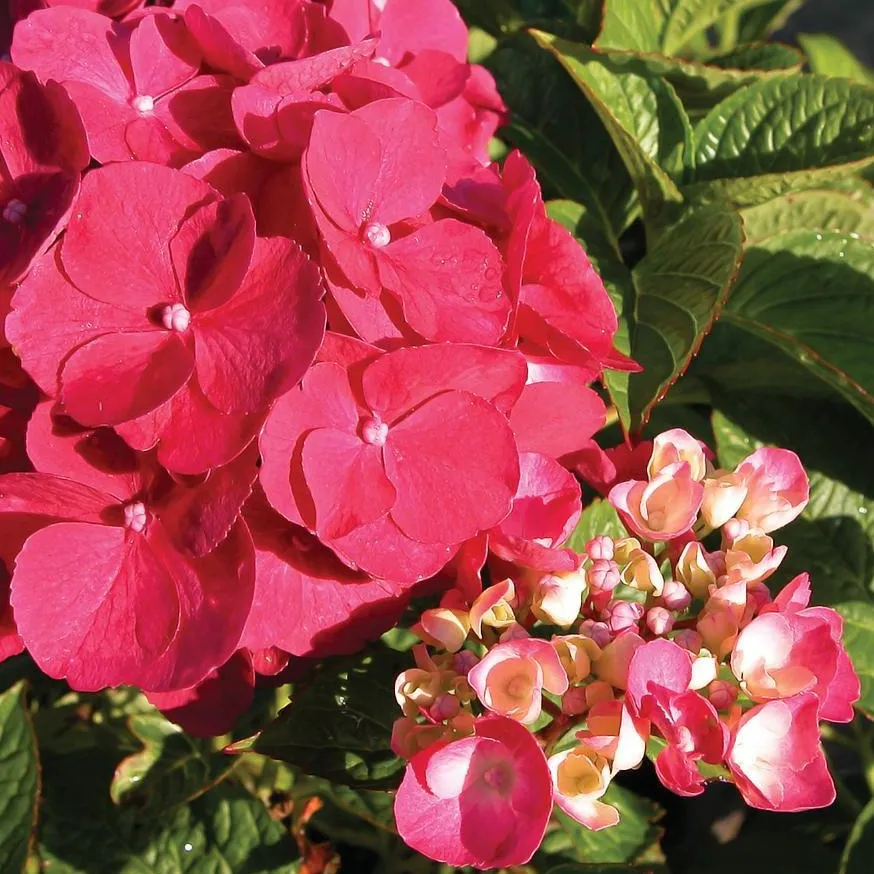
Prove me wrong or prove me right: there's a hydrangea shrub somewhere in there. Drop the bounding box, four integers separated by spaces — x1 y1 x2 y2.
1 0 874 871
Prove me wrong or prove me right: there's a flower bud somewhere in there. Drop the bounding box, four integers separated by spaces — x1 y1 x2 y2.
673 629 703 654
594 632 645 690
413 607 470 653
619 549 664 596
646 606 674 636
469 579 516 637
553 635 600 683
587 558 620 593
610 462 704 541
429 692 461 722
690 653 718 690
708 679 739 710
675 541 717 599
532 572 586 628
579 619 612 648
451 650 479 675
391 717 449 759
586 536 615 561
395 668 444 716
606 600 644 635
648 429 708 482
660 579 692 612
735 447 809 533
562 685 590 715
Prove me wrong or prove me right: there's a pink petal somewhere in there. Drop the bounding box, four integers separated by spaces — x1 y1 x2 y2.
182 4 262 81
323 513 455 584
378 220 510 344
146 650 255 737
301 427 396 540
11 518 254 691
170 194 256 313
0 563 24 663
497 451 581 545
510 381 606 459
129 14 200 100
153 74 242 157
62 163 216 309
26 401 141 500
160 442 259 558
241 494 409 657
250 39 378 93
6 245 145 397
626 639 694 715
194 237 326 413
362 343 526 422
378 0 468 64
259 362 360 526
59 331 193 427
384 391 519 544
12 7 131 100
117 378 262 476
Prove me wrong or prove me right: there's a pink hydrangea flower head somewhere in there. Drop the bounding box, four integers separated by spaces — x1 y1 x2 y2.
648 429 707 482
548 745 619 831
609 461 704 541
394 715 553 868
735 447 809 533
467 638 568 724
727 693 835 811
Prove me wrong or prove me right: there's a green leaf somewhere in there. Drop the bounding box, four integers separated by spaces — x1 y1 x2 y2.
686 76 874 205
253 648 406 790
800 33 874 84
596 0 662 52
735 0 804 43
722 225 874 426
0 683 39 874
659 0 780 57
40 747 298 874
537 783 664 865
565 498 629 552
488 31 638 239
110 712 237 815
531 31 689 228
703 42 804 71
842 797 874 874
837 603 874 721
610 201 744 430
742 187 874 244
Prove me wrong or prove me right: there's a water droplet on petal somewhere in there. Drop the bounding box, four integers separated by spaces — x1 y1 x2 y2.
183 843 193 853
484 267 499 281
372 55 391 66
